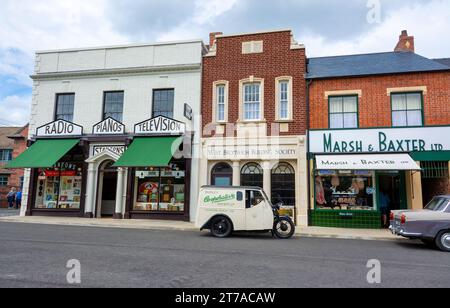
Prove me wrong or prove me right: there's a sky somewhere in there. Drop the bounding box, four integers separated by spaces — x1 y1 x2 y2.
0 0 449 126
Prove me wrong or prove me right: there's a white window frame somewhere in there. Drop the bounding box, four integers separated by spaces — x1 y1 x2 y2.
239 77 265 122
275 76 293 121
212 81 229 123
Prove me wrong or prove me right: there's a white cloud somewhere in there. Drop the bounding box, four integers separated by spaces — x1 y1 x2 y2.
0 95 31 126
156 0 239 41
303 0 450 57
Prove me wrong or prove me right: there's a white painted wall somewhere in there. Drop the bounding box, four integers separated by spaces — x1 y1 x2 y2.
24 41 204 222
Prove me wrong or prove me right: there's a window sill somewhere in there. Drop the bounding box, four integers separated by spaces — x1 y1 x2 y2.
274 119 294 123
236 119 267 124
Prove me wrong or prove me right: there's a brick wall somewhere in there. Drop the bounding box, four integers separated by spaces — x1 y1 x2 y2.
309 71 450 129
202 30 307 136
0 126 28 208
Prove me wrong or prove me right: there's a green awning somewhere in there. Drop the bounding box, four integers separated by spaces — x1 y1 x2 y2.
410 151 450 162
114 137 183 167
5 139 79 169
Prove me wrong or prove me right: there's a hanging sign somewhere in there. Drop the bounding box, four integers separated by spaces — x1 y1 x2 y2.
92 117 125 135
184 103 193 121
134 116 186 135
37 120 83 137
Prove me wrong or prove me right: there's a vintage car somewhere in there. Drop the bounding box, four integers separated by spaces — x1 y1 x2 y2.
390 195 450 252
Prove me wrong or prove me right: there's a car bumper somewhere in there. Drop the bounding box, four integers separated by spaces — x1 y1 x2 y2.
389 224 422 238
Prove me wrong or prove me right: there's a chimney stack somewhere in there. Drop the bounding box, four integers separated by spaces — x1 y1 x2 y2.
209 32 223 48
394 30 415 53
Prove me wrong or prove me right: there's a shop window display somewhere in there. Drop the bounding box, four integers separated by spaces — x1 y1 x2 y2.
134 161 185 212
315 171 376 211
35 162 83 209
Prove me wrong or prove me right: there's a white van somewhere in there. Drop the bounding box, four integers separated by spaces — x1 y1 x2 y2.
196 186 295 239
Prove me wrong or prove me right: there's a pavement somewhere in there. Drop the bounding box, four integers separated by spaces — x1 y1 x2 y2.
0 214 399 241
0 209 20 217
0 222 449 288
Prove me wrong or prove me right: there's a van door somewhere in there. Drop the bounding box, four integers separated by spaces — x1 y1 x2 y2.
245 190 273 231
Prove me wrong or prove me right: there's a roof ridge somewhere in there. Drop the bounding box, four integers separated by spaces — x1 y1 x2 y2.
308 51 397 60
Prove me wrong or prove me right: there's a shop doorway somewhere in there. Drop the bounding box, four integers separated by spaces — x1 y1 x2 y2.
377 172 407 225
96 160 118 218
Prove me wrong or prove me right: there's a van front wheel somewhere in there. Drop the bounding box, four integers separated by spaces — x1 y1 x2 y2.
273 218 295 239
210 216 233 238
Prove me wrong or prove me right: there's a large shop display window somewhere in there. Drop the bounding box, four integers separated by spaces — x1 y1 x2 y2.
35 162 83 210
134 161 186 212
315 170 376 211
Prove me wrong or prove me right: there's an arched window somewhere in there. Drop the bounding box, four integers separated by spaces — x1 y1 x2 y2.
211 163 233 187
271 162 295 206
241 163 263 188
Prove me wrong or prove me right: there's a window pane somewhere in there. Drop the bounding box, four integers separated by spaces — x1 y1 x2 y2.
329 98 343 113
407 110 422 126
392 111 407 127
153 89 174 118
243 83 261 120
330 114 344 129
104 92 124 121
56 94 74 122
343 113 358 128
407 93 421 110
392 94 407 111
343 97 357 112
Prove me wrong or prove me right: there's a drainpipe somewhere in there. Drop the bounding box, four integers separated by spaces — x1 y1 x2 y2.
306 78 313 226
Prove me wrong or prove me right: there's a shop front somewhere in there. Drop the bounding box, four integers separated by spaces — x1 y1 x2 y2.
200 136 309 226
7 116 193 221
6 120 88 217
114 116 192 221
308 126 450 229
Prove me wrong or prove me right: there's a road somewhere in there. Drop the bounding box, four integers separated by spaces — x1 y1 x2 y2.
0 222 449 288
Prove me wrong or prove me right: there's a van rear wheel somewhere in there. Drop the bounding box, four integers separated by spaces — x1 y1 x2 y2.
210 216 232 238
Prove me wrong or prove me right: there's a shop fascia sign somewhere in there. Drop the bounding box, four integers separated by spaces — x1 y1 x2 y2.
93 145 127 156
134 116 186 135
309 127 450 154
92 117 125 135
36 119 83 137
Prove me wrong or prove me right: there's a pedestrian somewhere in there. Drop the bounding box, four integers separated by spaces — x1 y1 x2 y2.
6 187 16 209
15 189 22 210
379 189 391 228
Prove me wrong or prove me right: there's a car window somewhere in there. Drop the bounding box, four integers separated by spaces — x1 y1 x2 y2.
425 198 450 212
246 190 265 209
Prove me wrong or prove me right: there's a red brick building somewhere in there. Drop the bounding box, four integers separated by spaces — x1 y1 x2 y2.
307 31 450 229
200 30 310 226
0 125 28 208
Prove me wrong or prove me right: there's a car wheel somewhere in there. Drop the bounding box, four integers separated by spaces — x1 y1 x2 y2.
435 230 450 252
210 216 233 238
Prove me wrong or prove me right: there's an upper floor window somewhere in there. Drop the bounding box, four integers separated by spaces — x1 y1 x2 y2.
243 83 261 121
55 93 75 122
329 96 358 129
391 92 423 127
103 91 124 122
0 175 8 187
0 149 13 163
216 85 226 122
276 77 293 121
153 89 174 119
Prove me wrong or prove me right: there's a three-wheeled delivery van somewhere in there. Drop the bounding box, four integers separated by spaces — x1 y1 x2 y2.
196 186 295 239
